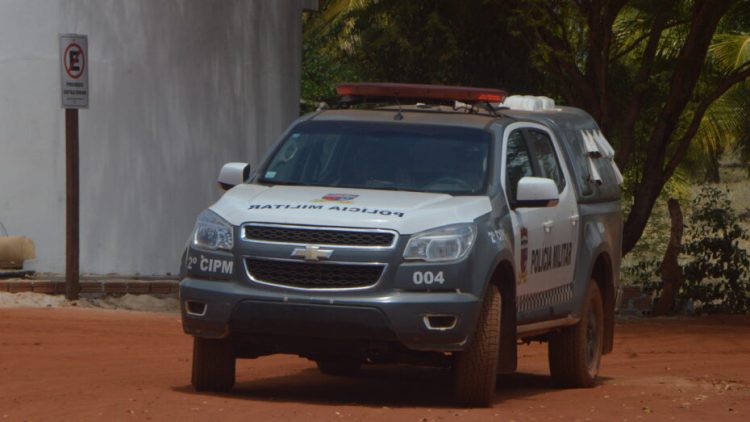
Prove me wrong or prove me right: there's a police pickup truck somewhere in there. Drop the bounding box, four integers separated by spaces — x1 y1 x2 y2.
180 83 622 406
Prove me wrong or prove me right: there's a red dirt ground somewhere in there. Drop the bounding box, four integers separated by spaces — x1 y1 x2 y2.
0 308 748 421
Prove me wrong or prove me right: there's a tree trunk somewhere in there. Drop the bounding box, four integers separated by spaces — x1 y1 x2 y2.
622 169 665 255
704 143 722 183
705 160 721 183
653 198 684 316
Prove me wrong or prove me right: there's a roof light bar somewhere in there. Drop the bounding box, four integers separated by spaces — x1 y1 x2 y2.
336 82 507 104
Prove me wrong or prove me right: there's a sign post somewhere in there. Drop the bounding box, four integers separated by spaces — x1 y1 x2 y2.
60 34 88 300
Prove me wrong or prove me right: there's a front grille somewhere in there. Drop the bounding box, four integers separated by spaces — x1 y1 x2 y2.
244 225 395 247
246 258 384 289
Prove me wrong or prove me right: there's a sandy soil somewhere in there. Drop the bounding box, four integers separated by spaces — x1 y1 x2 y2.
0 292 178 313
0 308 748 421
0 292 179 313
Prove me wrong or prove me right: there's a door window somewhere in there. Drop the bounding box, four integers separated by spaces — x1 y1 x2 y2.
505 130 534 203
504 128 567 204
526 129 566 192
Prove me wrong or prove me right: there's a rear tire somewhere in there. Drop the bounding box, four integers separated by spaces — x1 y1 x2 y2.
548 281 603 388
191 337 236 392
452 284 501 407
316 360 361 376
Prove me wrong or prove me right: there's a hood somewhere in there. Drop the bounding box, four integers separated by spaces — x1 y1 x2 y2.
210 184 492 234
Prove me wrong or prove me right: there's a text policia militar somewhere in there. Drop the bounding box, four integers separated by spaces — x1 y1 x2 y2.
247 203 405 218
530 242 573 274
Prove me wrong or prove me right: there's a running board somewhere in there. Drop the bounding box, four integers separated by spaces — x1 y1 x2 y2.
517 315 579 337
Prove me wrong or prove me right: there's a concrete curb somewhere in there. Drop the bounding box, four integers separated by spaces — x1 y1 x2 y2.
0 279 179 296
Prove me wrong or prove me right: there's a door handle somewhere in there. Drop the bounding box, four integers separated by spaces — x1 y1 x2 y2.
570 214 580 226
543 220 553 233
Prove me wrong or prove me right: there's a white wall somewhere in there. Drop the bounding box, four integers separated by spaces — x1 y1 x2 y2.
0 0 314 275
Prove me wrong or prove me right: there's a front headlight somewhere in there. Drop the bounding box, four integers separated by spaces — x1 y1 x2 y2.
192 210 234 251
403 223 477 262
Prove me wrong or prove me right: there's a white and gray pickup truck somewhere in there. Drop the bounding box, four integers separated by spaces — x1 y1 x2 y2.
180 83 622 406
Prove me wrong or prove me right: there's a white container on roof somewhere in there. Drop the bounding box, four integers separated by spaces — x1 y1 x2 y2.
502 95 556 111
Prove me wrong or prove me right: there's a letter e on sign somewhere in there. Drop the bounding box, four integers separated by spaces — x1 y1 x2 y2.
60 34 88 108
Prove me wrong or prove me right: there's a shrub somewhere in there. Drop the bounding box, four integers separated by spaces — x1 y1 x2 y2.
681 186 750 313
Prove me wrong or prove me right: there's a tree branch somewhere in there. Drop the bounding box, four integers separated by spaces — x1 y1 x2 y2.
616 1 676 167
645 0 733 170
541 2 576 56
621 0 734 255
542 32 598 109
583 0 627 131
664 63 750 176
612 19 689 61
525 4 598 110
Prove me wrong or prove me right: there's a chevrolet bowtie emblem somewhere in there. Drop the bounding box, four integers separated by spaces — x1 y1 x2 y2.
291 245 334 261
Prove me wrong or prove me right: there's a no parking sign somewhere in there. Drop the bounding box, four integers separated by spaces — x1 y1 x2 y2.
59 34 88 299
60 34 88 108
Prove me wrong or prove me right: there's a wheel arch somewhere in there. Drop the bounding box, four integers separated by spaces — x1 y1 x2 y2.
488 259 517 373
590 252 615 354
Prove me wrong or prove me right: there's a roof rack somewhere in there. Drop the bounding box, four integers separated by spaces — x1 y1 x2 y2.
336 82 507 105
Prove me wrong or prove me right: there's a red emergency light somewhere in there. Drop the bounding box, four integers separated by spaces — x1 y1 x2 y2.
336 82 507 104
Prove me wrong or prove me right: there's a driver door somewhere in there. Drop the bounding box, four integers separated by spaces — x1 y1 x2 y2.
502 124 579 313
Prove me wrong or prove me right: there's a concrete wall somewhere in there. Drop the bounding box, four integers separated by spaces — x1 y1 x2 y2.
0 0 314 275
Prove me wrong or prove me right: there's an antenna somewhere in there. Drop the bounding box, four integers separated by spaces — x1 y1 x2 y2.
394 97 404 121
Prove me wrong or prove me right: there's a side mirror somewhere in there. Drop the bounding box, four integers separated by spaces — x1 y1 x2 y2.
516 177 559 208
217 162 250 191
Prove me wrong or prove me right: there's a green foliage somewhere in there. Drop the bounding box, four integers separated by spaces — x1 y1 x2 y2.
300 1 362 113
622 258 661 296
682 33 750 181
711 34 750 72
620 168 690 272
300 33 359 114
301 0 546 106
625 186 750 314
681 186 750 313
302 0 750 255
620 197 668 304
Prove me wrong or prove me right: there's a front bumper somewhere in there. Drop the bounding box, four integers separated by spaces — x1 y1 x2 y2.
180 277 482 352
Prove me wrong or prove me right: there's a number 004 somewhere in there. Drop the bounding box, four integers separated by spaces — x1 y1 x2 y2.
412 271 445 285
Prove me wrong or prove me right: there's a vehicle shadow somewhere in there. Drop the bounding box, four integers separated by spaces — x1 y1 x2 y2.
172 365 613 408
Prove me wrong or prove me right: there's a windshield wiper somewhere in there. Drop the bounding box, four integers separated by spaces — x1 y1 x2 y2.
333 184 409 192
258 179 306 186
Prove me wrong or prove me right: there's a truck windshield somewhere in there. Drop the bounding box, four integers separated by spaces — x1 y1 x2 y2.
258 121 491 195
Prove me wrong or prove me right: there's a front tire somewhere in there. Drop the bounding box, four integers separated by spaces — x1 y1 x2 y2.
548 281 604 387
191 337 236 392
452 284 501 407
